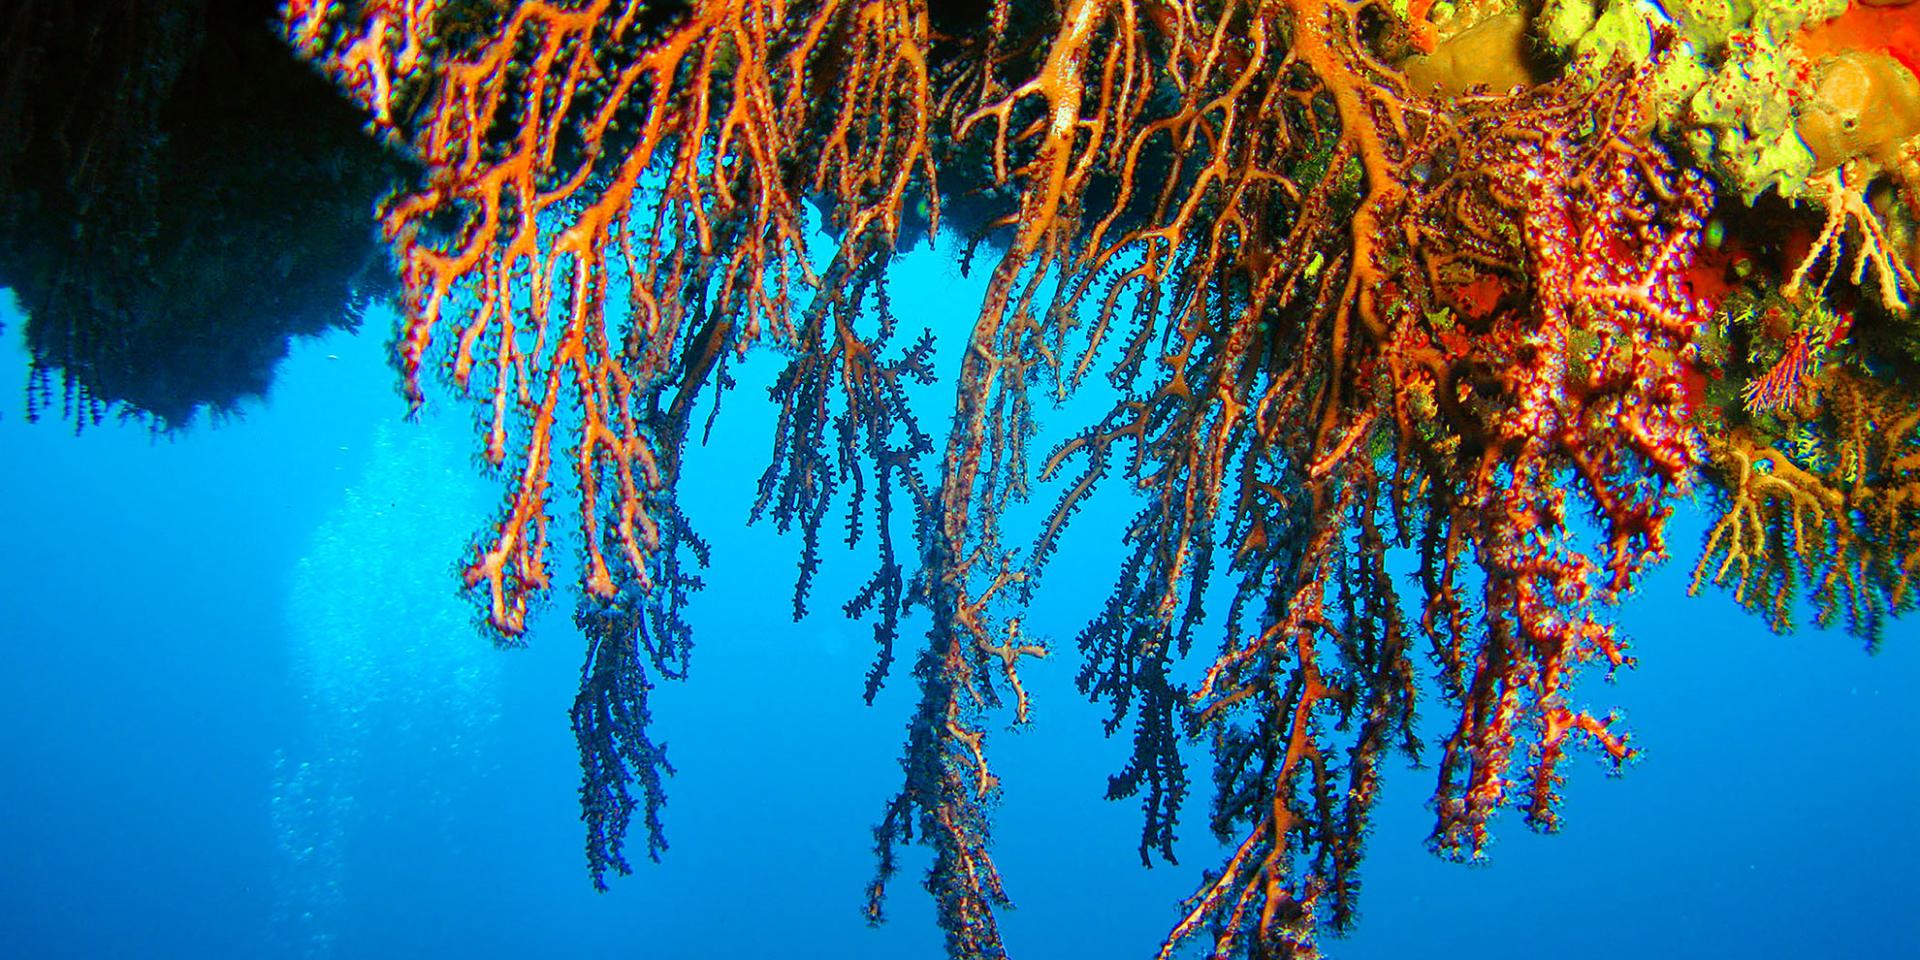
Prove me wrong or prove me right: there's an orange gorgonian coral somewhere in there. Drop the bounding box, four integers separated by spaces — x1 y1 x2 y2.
284 2 1912 957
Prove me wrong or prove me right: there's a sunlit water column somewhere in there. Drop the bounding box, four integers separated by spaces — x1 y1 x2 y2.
270 418 500 958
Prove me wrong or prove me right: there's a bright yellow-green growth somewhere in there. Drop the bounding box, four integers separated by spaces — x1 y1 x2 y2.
1540 0 1849 202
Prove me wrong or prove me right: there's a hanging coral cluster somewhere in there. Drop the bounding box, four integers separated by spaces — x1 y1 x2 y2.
284 1 1917 957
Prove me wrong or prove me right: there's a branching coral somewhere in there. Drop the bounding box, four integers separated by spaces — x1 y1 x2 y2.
1054 23 1706 951
1693 368 1920 641
290 0 942 634
570 500 705 888
278 2 1910 959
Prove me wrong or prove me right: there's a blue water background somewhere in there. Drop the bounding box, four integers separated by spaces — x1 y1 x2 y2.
1 245 1915 960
